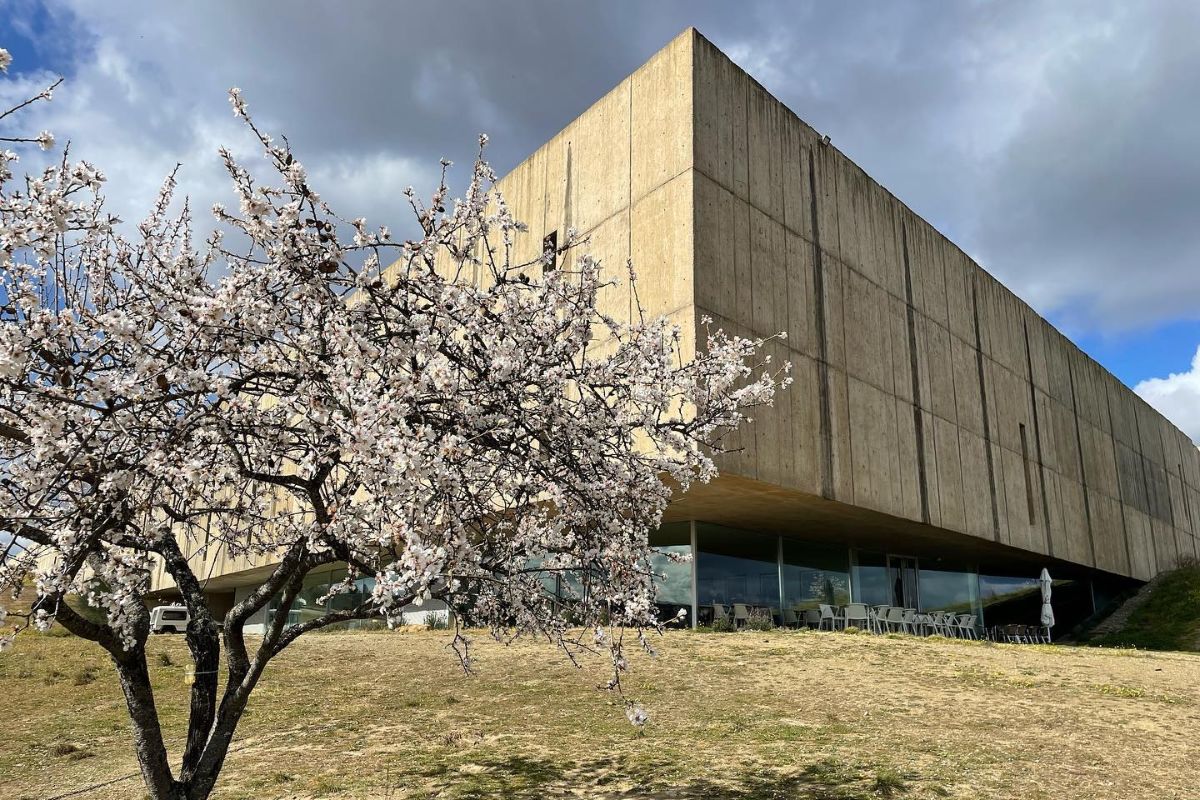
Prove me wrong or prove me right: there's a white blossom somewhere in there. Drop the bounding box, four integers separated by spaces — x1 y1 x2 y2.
35 130 54 151
0 48 11 73
0 77 787 800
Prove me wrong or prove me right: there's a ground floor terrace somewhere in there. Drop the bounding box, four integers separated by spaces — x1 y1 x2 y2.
162 473 1143 638
173 518 1137 641
646 520 1138 638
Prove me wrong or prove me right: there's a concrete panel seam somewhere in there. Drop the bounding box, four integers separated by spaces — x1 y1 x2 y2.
900 222 931 524
971 279 1002 541
1023 318 1055 557
808 147 834 499
1131 410 1162 573
1103 379 1136 574
1068 356 1100 566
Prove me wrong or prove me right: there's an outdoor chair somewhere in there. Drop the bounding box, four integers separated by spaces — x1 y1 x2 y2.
817 604 843 631
805 608 822 629
871 605 890 635
911 612 933 636
712 604 731 627
782 608 800 628
733 604 752 628
955 615 978 640
843 603 870 630
884 606 909 634
902 609 916 633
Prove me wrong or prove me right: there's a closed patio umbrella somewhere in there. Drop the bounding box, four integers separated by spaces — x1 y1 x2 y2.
1039 568 1055 641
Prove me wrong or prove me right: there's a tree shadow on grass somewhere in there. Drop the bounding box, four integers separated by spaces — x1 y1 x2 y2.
415 754 911 800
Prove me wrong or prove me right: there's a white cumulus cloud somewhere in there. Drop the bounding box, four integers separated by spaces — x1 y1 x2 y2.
1135 346 1200 444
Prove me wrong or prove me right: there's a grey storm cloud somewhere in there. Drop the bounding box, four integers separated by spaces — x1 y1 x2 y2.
3 0 1198 336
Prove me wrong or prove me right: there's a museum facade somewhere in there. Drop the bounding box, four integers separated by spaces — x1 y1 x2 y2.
150 29 1199 635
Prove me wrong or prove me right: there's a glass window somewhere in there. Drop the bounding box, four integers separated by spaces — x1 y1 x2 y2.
918 563 981 619
649 523 693 626
851 550 890 606
263 569 380 631
978 574 1041 628
781 539 850 611
696 523 779 622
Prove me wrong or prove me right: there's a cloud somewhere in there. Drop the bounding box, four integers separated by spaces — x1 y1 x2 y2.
1135 346 1200 444
1 0 1197 340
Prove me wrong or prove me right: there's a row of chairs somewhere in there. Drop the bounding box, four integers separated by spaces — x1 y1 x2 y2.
816 603 981 639
988 624 1052 643
710 603 771 627
710 602 1048 644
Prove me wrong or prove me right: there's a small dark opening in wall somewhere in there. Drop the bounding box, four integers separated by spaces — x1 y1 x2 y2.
1020 423 1036 525
542 230 558 273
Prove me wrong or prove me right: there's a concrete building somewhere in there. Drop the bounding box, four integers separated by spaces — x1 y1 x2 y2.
155 29 1200 634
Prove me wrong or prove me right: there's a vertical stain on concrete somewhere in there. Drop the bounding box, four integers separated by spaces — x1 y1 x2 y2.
807 148 834 500
563 141 574 235
1022 319 1055 557
1103 388 1136 575
1067 356 1099 567
971 281 1002 541
1131 411 1161 573
900 223 930 525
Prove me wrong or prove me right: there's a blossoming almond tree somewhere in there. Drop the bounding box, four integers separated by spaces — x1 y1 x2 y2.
0 51 788 800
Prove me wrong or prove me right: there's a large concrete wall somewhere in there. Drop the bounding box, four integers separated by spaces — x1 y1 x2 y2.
483 30 699 359
155 29 1199 593
688 30 1199 580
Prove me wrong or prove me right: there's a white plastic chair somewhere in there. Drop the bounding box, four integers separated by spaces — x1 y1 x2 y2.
733 603 752 628
817 604 842 631
843 603 869 630
884 606 909 633
871 605 891 635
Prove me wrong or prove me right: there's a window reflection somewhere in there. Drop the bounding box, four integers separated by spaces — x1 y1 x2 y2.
649 523 693 626
781 539 850 611
267 568 377 630
851 551 890 606
918 563 981 620
696 523 779 624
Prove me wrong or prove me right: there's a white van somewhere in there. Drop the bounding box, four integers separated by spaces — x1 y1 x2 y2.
150 604 189 634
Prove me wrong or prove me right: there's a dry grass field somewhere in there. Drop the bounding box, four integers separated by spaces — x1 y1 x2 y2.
1 627 1197 800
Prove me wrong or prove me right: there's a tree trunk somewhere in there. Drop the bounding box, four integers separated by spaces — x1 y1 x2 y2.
111 648 185 800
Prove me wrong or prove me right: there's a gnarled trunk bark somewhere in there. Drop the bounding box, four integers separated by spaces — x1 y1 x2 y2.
111 648 186 800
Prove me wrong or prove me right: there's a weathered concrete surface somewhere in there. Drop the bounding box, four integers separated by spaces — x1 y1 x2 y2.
154 29 1198 595
685 28 1198 580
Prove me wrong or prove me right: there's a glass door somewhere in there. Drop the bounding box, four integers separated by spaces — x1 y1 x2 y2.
887 555 920 610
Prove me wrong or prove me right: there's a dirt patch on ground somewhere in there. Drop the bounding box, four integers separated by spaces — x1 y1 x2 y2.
1 629 1197 799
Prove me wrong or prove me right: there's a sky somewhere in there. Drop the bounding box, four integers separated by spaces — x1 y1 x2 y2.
1 0 1198 440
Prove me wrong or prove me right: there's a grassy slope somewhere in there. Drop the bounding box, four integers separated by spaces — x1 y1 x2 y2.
2 629 1198 800
1089 563 1200 651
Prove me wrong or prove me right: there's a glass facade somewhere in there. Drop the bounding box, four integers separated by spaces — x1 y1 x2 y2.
639 521 1089 634
259 522 1095 636
267 567 375 629
648 523 693 626
918 561 982 620
850 551 891 606
781 539 850 611
696 523 779 623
